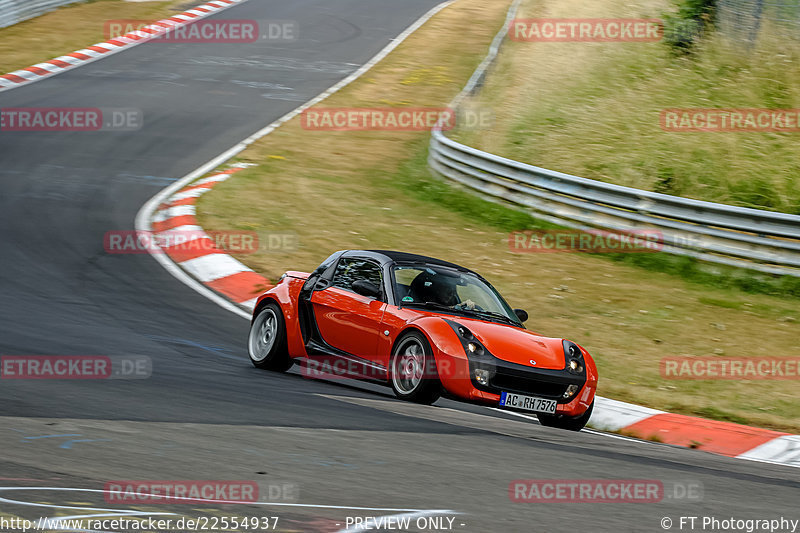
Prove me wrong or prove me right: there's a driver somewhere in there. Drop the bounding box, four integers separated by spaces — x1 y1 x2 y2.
408 272 459 306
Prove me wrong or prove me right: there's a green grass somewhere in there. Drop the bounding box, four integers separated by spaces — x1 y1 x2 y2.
0 0 187 74
610 253 800 298
198 0 800 432
454 1 800 214
691 406 753 426
381 139 557 233
382 138 800 300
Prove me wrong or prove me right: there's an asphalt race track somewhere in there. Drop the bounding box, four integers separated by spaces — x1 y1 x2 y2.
0 1 798 531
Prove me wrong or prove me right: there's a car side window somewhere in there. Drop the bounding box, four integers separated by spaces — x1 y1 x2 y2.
332 258 383 293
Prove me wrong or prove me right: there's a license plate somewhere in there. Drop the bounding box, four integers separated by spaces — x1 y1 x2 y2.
499 392 557 414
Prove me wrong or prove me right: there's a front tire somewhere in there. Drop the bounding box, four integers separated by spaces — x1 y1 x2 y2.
389 331 441 404
248 301 293 371
537 401 593 431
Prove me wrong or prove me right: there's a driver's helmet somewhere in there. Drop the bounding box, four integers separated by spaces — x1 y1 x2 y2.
409 271 458 306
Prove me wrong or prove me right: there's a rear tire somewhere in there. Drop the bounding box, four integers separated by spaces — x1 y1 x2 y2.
537 401 593 431
248 301 293 371
389 331 441 404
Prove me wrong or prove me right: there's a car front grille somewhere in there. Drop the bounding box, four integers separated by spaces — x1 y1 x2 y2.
490 373 569 399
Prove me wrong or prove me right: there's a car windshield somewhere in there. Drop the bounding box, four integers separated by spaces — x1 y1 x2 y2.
392 263 520 325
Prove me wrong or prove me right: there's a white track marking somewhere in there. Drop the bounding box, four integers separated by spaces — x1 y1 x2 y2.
0 0 248 93
0 487 452 513
129 0 800 467
132 0 683 454
487 406 660 445
135 0 457 320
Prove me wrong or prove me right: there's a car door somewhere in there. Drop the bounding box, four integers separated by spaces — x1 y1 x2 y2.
310 257 386 361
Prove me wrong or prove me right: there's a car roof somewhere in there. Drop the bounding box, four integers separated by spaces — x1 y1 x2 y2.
346 249 470 271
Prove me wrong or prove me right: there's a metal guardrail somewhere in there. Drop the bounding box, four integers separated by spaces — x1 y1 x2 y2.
428 0 800 277
429 132 800 276
0 0 82 29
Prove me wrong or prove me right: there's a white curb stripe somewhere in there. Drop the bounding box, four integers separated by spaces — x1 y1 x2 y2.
169 188 212 202
156 224 204 235
73 49 103 58
90 42 120 51
31 62 62 73
8 70 39 81
737 435 800 466
588 397 663 432
157 232 212 247
193 174 233 186
125 0 800 468
153 205 196 223
239 298 258 311
135 0 457 321
0 0 247 93
52 55 84 66
180 254 252 283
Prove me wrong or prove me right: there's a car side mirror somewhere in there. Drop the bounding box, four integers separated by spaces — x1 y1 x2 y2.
514 309 529 323
352 279 382 299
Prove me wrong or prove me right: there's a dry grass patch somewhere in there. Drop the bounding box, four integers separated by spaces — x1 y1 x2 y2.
453 0 800 213
0 0 189 74
198 0 800 432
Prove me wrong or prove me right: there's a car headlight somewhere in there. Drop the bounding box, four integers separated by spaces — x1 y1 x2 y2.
563 384 581 399
563 340 584 374
466 342 485 356
457 326 487 357
566 342 582 359
474 368 491 385
446 321 496 385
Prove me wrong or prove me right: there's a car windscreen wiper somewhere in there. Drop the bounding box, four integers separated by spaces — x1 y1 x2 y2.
402 301 455 312
404 301 519 325
459 308 519 325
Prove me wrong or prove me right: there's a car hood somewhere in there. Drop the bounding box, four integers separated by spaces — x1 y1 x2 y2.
452 318 566 370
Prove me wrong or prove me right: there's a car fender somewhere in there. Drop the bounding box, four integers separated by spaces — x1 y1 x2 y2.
253 275 307 358
392 316 473 398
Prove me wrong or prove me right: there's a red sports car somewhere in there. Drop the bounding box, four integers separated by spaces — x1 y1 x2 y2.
247 250 598 430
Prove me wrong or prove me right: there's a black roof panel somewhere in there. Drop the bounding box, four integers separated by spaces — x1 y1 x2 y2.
362 250 468 270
